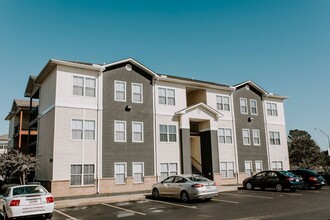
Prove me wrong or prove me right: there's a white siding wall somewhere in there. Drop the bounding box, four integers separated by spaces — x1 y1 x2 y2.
217 120 236 165
39 68 57 114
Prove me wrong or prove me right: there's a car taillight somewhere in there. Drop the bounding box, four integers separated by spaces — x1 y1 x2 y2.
192 184 204 188
10 199 20 206
286 177 294 181
46 196 54 203
309 177 317 181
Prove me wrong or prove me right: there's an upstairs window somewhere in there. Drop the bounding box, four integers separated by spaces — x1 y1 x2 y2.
160 125 177 142
132 83 143 103
158 87 175 105
115 81 126 101
240 98 248 114
71 119 96 140
216 95 230 111
267 102 278 116
242 129 251 145
73 76 96 97
269 131 281 145
218 128 232 144
115 121 126 142
250 99 258 115
252 129 260 146
132 122 143 142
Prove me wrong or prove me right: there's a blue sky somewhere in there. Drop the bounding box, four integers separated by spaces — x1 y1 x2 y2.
1 0 330 150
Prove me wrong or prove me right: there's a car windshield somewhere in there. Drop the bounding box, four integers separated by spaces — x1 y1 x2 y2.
13 186 47 196
187 176 210 182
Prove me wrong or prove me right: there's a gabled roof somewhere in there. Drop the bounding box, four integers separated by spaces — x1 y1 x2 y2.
5 99 39 120
233 80 288 100
24 75 37 97
176 102 223 119
103 58 160 79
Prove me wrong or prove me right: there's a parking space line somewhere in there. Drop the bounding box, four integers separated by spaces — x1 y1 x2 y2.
278 193 303 196
213 199 239 204
54 209 79 220
102 203 147 216
221 193 273 199
147 199 197 209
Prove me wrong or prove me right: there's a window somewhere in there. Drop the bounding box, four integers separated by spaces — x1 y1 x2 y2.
218 128 232 144
250 100 258 115
132 83 143 103
220 162 235 178
271 161 283 171
267 102 278 116
133 162 144 183
73 76 96 97
70 164 95 186
240 98 248 114
0 142 7 149
115 121 126 142
245 161 253 177
71 119 96 140
242 129 251 145
216 95 230 111
252 129 260 146
255 161 263 173
159 125 177 142
115 81 126 101
158 87 175 105
160 163 178 181
115 163 127 184
269 131 281 145
132 122 143 142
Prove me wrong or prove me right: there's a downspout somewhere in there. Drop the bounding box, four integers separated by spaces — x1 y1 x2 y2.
96 66 105 194
153 76 160 182
229 88 240 184
263 94 271 171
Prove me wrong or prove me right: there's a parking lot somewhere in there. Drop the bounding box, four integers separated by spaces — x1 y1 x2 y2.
2 186 330 220
50 186 330 220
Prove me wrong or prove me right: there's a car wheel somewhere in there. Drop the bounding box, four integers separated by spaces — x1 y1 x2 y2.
275 184 283 192
152 188 160 199
245 182 254 190
181 191 190 203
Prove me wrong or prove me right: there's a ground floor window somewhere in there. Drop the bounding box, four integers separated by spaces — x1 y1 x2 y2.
160 163 178 181
70 164 95 186
115 163 127 184
220 162 235 178
244 161 253 177
133 162 144 183
271 161 283 171
255 161 263 173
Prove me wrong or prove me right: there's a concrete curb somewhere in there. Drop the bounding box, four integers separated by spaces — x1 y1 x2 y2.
55 185 241 209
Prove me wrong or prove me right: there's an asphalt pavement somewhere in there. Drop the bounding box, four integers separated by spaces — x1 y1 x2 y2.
54 185 240 209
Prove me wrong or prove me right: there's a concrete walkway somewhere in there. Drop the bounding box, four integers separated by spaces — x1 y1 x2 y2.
55 185 240 209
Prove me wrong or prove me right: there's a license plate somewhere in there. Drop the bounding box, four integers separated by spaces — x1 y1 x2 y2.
206 186 211 189
28 199 41 205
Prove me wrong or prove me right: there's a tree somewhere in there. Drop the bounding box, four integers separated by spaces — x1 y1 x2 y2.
0 149 39 185
288 129 321 169
318 151 330 172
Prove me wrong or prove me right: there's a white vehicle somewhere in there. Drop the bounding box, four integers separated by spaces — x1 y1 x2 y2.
0 184 54 219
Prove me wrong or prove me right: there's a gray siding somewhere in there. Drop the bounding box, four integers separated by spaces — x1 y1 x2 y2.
233 85 268 172
102 63 154 177
180 128 192 174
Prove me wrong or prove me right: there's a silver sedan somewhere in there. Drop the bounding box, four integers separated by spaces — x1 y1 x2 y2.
151 174 218 202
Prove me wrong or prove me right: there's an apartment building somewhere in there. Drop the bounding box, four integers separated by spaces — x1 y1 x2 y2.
20 58 289 197
0 134 8 155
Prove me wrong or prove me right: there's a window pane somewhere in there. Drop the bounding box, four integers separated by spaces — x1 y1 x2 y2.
159 88 166 104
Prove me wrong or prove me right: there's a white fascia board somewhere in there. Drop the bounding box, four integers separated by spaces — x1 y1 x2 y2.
51 59 103 71
176 102 223 119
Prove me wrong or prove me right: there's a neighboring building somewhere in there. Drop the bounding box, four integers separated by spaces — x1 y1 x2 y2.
0 134 8 154
5 99 38 154
20 58 289 197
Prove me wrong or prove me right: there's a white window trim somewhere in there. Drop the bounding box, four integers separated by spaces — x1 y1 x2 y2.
244 160 253 176
269 131 281 145
73 75 96 98
242 129 251 145
271 161 283 171
255 160 263 172
252 129 260 146
240 98 248 114
71 119 96 141
114 120 127 142
132 83 143 103
159 162 178 181
158 87 175 106
69 164 95 186
216 95 230 111
220 162 235 179
114 162 127 185
159 124 177 143
132 121 144 143
114 80 127 102
218 128 233 144
266 102 278 116
250 99 258 115
132 162 144 183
